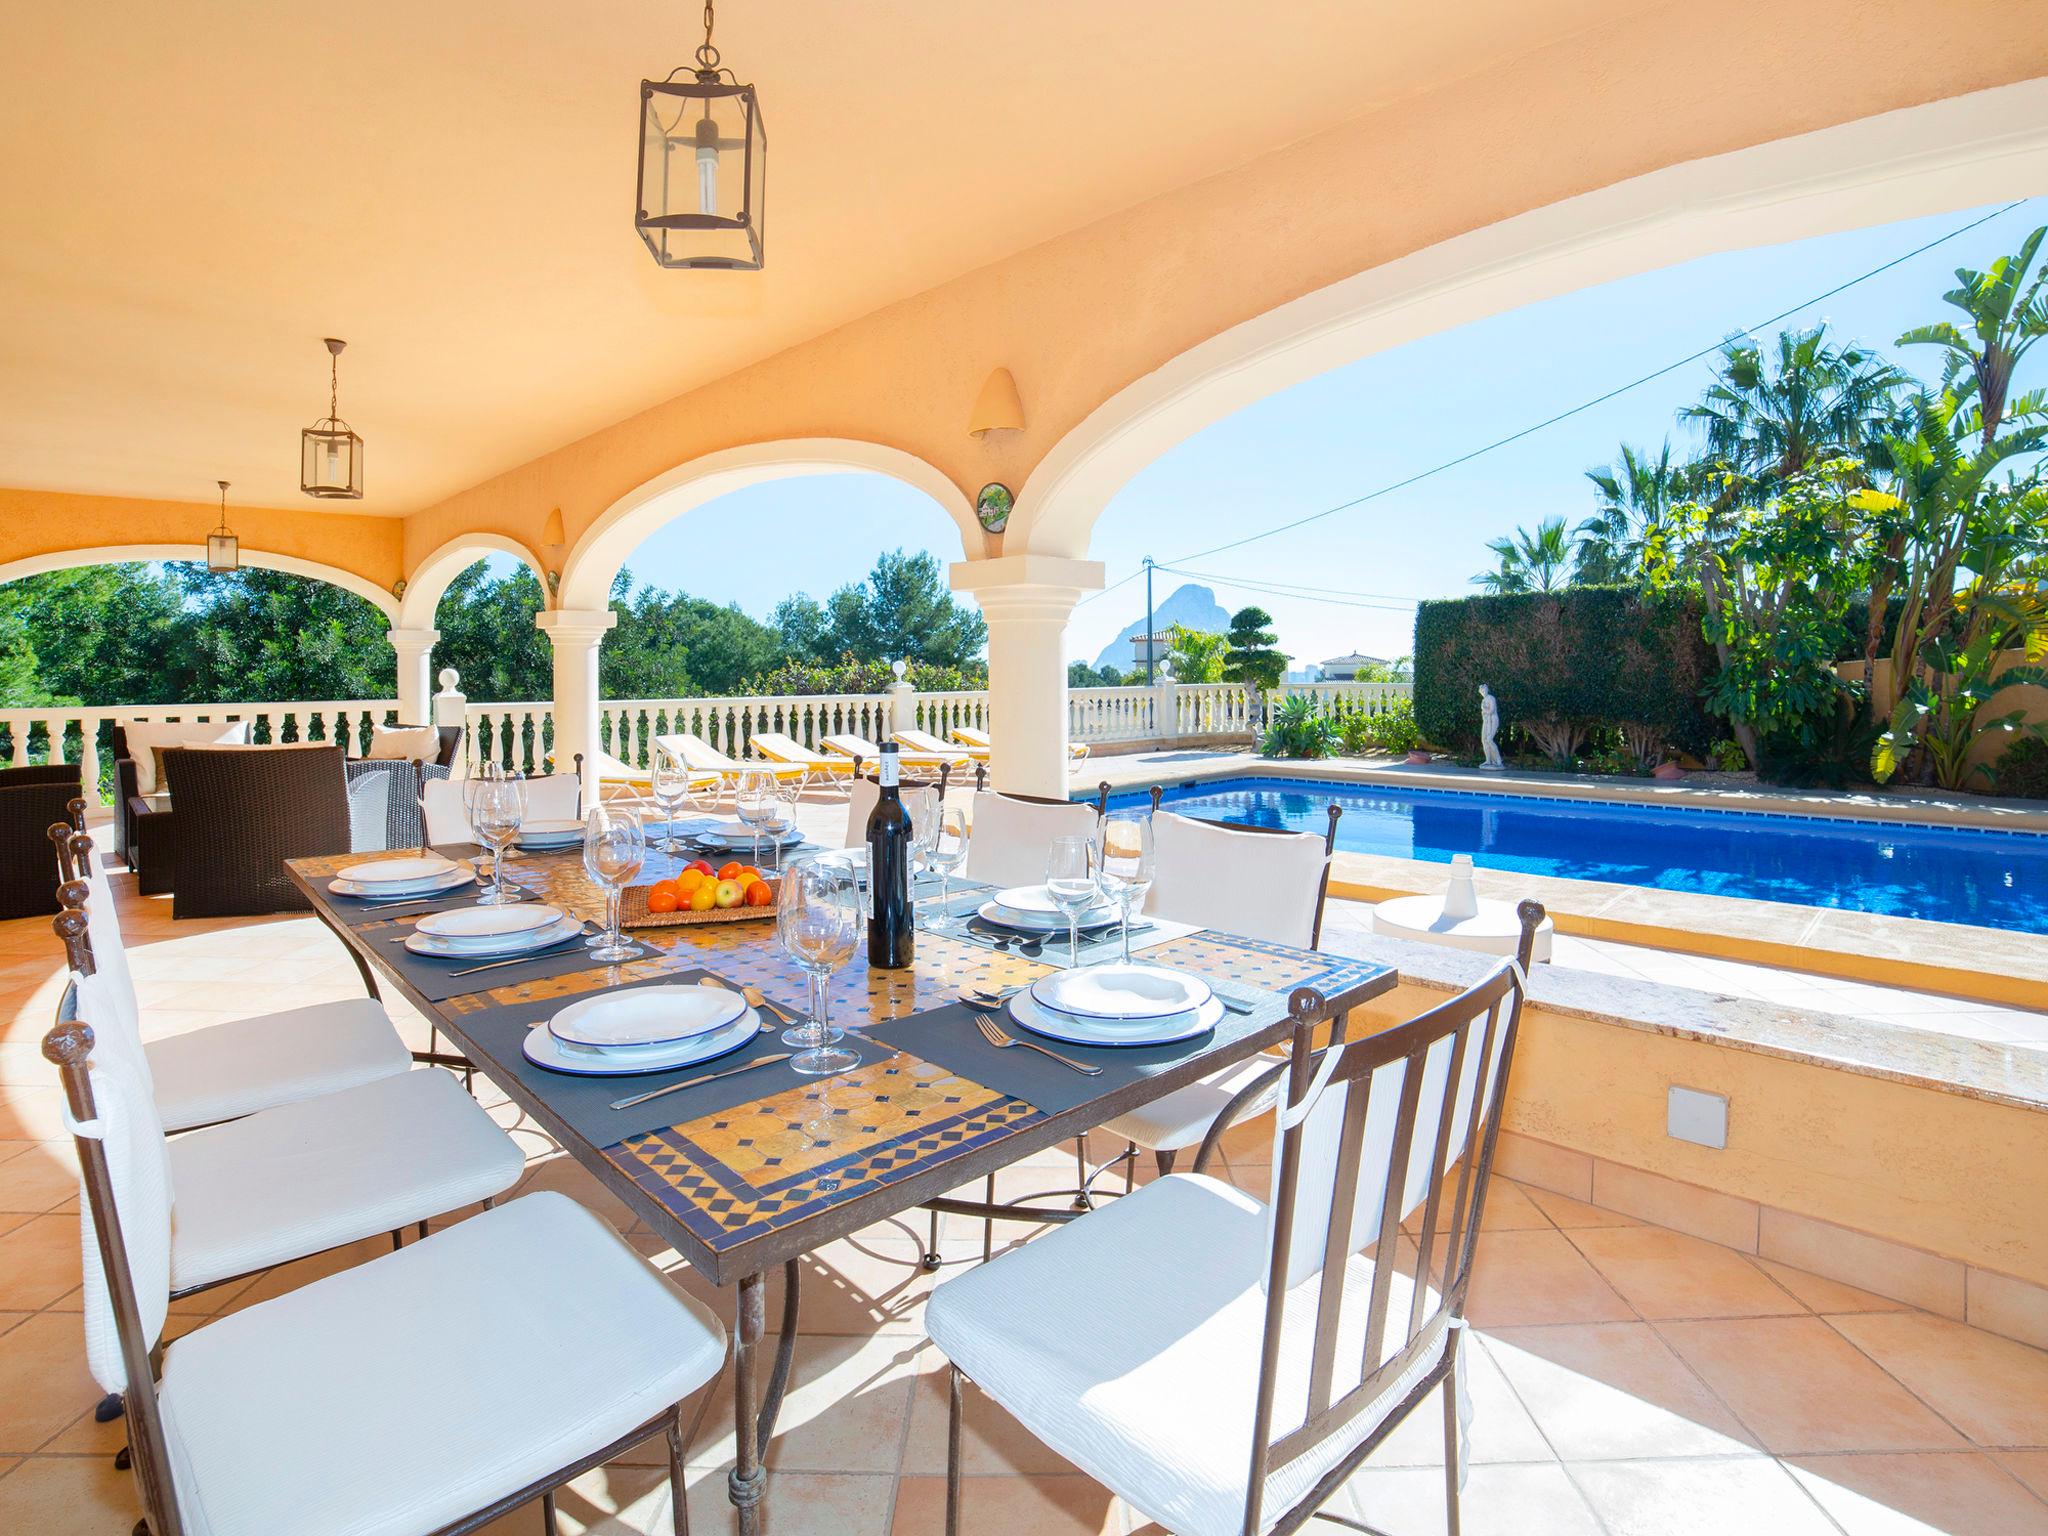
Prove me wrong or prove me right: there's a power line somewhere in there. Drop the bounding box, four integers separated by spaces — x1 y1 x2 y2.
1079 194 2036 600
1155 563 1421 605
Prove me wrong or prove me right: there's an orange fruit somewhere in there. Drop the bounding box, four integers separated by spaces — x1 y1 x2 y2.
645 887 679 913
716 861 744 882
675 868 706 893
743 880 773 907
650 877 680 901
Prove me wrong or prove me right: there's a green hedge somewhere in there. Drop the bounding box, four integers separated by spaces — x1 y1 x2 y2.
1413 588 1718 755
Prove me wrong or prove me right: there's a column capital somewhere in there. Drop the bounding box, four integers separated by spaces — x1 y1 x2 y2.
534 607 619 644
385 626 440 650
949 555 1105 621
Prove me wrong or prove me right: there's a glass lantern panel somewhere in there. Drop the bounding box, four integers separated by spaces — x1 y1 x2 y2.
638 81 764 269
302 427 362 497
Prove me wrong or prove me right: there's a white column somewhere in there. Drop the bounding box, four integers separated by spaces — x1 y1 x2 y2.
950 555 1104 798
535 608 617 796
387 626 440 725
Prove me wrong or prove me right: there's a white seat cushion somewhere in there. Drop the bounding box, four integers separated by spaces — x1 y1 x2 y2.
1100 1053 1284 1155
925 1173 1446 1536
145 998 412 1132
166 1068 523 1291
158 1192 725 1536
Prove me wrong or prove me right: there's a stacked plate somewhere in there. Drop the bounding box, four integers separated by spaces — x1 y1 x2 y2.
403 902 584 960
514 817 585 850
331 854 475 900
977 884 1120 936
1009 963 1223 1047
694 821 804 853
523 984 761 1076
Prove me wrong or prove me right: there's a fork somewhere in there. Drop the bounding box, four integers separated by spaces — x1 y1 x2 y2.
974 1013 1101 1075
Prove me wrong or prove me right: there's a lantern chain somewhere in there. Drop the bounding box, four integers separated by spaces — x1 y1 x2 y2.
695 0 720 73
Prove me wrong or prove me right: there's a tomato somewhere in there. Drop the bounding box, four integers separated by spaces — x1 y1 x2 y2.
743 879 774 907
645 887 679 913
649 877 680 901
716 861 744 882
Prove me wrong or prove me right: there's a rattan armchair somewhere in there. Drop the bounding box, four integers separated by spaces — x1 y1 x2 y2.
0 767 81 918
160 745 353 918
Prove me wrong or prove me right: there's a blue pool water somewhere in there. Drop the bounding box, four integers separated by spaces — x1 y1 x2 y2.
1103 776 2048 933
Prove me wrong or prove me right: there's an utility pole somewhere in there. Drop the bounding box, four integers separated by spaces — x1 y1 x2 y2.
1143 556 1155 684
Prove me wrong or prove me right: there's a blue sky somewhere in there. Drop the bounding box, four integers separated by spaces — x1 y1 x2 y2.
606 196 2046 671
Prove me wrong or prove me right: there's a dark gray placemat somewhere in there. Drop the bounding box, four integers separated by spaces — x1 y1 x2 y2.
452 969 889 1146
862 990 1288 1116
356 917 653 1002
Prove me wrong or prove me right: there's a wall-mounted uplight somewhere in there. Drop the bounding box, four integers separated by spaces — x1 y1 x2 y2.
968 367 1025 438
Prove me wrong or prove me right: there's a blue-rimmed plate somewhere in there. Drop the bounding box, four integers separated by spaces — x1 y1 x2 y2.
1029 964 1212 1022
547 983 749 1050
1008 989 1223 1048
523 1009 760 1077
404 913 583 960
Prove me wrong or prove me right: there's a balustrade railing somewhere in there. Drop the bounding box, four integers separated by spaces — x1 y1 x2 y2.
599 693 892 769
1278 681 1409 718
1069 686 1156 742
0 701 400 806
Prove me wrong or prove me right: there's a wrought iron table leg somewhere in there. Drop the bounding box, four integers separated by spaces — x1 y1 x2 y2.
727 1259 802 1536
759 1258 801 1448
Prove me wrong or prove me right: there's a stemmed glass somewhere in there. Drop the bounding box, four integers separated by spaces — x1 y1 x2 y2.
1095 811 1155 964
1046 832 1102 968
466 764 527 906
775 858 861 1077
582 805 645 962
759 777 799 868
734 769 775 869
650 750 691 855
926 806 969 925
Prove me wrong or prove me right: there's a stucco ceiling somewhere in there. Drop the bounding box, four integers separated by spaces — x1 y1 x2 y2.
0 0 1650 516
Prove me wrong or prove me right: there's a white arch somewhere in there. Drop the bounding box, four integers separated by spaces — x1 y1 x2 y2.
0 543 401 621
398 533 547 629
1013 78 2048 558
556 438 975 612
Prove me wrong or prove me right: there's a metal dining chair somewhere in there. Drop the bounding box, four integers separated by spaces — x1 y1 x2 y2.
926 904 1543 1536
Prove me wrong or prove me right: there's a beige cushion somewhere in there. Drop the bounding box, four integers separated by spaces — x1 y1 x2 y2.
122 720 251 795
364 723 441 762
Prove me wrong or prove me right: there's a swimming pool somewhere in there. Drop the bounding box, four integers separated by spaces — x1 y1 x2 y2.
1104 776 2048 933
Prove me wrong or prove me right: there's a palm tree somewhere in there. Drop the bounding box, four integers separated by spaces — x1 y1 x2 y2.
1576 440 1697 584
1473 516 1572 594
1897 224 2048 444
1681 324 1907 500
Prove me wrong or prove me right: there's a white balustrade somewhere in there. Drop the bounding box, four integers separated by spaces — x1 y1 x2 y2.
1274 681 1409 719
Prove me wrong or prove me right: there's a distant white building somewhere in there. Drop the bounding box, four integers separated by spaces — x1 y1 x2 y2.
1128 630 1175 673
1319 650 1388 681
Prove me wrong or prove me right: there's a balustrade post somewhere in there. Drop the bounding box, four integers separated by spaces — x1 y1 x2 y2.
432 669 468 776
887 662 916 743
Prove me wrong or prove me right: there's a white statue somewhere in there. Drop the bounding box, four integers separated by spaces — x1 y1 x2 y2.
1478 684 1504 770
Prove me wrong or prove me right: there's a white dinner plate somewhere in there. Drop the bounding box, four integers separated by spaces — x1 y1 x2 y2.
548 984 749 1050
342 855 460 886
523 1009 760 1077
515 818 585 848
1029 964 1213 1022
404 914 584 959
976 898 1119 935
332 866 475 899
694 823 804 850
415 902 562 942
1007 989 1223 1048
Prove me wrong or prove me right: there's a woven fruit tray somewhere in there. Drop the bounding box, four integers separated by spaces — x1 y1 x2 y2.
619 877 780 928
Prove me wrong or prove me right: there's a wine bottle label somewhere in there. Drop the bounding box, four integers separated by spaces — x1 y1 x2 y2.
878 749 899 788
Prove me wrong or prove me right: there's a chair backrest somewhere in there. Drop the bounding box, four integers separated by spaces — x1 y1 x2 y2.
43 1011 185 1536
1145 788 1342 946
422 772 583 844
893 728 957 756
950 725 991 748
961 789 1099 889
1239 906 1540 1535
160 745 351 918
1144 810 1332 949
818 733 880 762
750 731 817 764
654 733 739 774
843 777 941 847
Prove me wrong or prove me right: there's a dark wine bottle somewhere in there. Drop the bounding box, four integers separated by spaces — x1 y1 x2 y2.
866 743 915 968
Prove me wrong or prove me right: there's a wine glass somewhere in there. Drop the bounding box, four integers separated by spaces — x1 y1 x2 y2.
1045 832 1101 968
650 749 691 855
907 795 939 925
760 777 799 868
775 858 861 1077
926 806 969 924
467 764 527 906
582 805 645 962
1095 811 1155 964
734 769 775 869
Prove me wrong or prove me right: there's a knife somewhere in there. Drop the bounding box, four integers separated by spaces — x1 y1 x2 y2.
610 1052 795 1111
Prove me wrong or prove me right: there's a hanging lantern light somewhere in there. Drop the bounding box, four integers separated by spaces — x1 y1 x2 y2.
636 0 766 270
207 481 239 572
300 337 364 499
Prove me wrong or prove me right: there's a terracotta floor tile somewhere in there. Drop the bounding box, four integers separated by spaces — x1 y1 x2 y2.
1568 1227 1804 1320
0 1453 144 1534
1341 1461 1604 1536
0 1088 65 1142
1993 1448 2048 1501
1483 1323 1755 1460
683 1331 919 1475
646 1227 972 1339
894 1473 1126 1536
1757 1258 1910 1315
1522 1187 1638 1229
1460 1229 1636 1329
1361 1338 1553 1467
1660 1317 1964 1454
0 1213 79 1310
1785 1451 2048 1535
0 1141 75 1214
0 1313 104 1454
902 1346 1081 1477
1569 1456 1840 1536
1830 1313 2048 1449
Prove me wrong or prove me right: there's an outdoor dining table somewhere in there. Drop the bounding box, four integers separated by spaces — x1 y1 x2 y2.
288 838 1397 1536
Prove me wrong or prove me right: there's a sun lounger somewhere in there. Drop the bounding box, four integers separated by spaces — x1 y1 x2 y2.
651 732 813 790
948 724 1091 763
818 733 965 784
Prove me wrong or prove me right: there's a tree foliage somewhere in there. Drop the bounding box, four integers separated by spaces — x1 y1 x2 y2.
1473 516 1571 593
1221 606 1287 691
1163 625 1228 684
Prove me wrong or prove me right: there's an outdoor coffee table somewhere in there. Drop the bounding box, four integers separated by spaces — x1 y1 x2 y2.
289 843 1396 1536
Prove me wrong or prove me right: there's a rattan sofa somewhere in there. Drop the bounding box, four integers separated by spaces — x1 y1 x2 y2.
159 744 354 918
